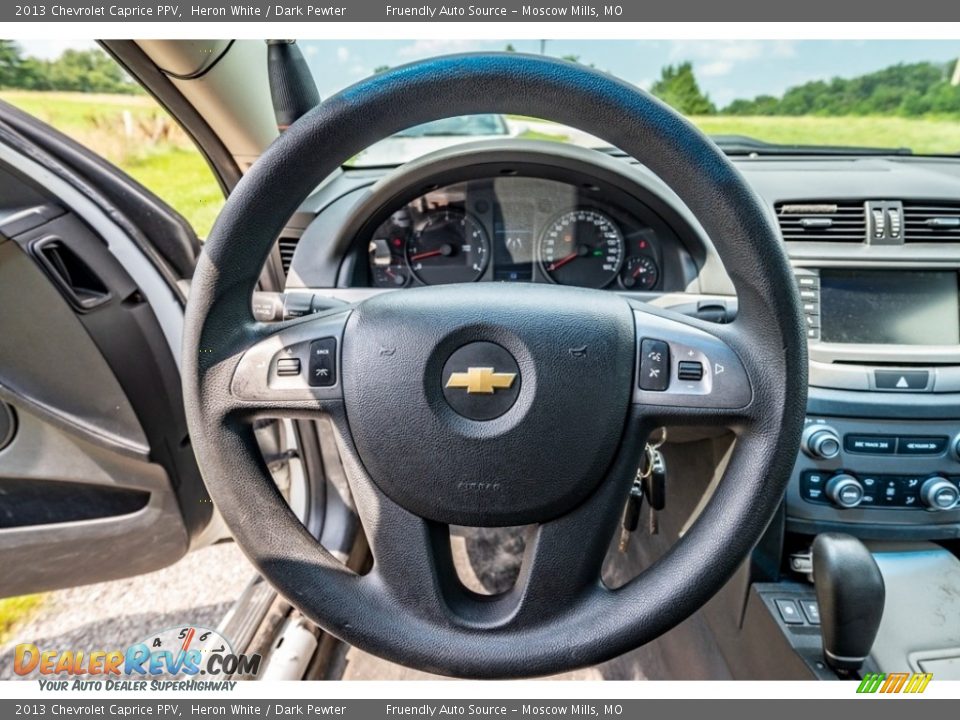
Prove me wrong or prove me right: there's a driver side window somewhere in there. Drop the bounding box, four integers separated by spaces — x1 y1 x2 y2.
0 41 223 238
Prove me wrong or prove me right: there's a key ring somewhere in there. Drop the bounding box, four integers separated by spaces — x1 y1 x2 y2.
647 427 668 450
638 445 656 479
638 427 668 480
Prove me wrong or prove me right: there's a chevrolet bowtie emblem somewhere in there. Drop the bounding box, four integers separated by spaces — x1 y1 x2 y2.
445 367 517 394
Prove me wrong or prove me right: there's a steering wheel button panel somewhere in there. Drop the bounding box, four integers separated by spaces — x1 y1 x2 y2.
632 310 750 410
230 310 349 402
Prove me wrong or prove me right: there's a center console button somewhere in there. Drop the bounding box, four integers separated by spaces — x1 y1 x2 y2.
875 370 929 391
897 436 948 455
826 474 864 508
920 477 960 511
844 435 896 454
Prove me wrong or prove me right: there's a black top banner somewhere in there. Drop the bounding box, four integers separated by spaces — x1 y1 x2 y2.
5 0 960 22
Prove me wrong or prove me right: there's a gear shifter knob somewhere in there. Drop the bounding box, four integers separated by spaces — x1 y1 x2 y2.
812 533 885 673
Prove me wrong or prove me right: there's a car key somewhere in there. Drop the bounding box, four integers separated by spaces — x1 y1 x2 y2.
644 448 667 535
618 479 644 552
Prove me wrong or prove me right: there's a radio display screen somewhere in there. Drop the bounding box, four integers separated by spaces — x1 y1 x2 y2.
819 270 960 345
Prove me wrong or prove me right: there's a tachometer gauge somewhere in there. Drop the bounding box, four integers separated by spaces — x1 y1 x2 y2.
620 256 659 290
406 209 489 285
539 209 624 288
368 237 411 288
373 261 411 288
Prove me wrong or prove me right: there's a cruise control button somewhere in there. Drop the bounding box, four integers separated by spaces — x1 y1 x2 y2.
875 370 929 391
308 337 337 387
639 338 670 391
844 435 895 454
898 436 948 455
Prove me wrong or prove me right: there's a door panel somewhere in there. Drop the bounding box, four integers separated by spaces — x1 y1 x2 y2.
0 116 209 597
0 405 188 596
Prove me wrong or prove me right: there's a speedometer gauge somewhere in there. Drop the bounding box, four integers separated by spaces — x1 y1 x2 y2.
406 209 489 285
538 209 624 288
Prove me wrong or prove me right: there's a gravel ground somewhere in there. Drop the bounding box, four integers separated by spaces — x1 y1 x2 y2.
0 542 255 680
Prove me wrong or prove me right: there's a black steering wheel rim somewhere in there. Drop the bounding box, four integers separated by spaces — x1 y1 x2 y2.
182 53 807 678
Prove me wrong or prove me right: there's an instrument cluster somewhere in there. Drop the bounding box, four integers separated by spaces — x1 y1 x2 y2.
363 176 676 291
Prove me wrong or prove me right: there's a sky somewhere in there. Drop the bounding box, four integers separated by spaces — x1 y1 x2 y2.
299 39 960 107
17 39 960 108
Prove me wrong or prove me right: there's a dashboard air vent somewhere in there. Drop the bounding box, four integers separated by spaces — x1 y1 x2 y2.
277 236 300 275
775 202 867 242
903 202 960 243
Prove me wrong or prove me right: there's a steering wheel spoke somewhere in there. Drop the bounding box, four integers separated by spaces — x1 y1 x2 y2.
509 434 643 622
226 307 350 420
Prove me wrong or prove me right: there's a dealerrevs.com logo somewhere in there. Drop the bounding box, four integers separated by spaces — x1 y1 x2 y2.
857 672 933 694
13 625 261 691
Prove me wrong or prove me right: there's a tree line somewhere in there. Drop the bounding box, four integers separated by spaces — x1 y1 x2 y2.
0 41 140 95
650 59 960 117
3 40 959 118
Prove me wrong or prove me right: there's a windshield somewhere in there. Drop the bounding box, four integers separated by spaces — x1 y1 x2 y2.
395 115 509 137
299 40 960 166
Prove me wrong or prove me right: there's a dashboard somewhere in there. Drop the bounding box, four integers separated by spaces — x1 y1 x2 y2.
277 140 960 542
360 176 676 291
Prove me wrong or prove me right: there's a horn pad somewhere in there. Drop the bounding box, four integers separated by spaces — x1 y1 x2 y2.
341 284 635 526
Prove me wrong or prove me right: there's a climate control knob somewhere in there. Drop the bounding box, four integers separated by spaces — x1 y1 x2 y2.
804 426 842 459
920 477 960 511
826 474 864 508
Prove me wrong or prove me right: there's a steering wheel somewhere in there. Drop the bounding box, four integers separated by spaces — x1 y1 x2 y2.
182 53 807 678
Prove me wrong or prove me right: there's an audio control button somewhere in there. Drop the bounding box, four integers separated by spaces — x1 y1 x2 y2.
803 425 841 459
844 435 895 455
897 436 948 455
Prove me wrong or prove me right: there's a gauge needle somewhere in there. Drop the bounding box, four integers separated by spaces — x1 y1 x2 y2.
633 265 646 278
547 252 578 272
548 244 592 272
410 249 443 262
410 243 455 262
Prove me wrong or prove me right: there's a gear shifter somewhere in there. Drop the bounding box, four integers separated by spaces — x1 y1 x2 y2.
812 533 885 674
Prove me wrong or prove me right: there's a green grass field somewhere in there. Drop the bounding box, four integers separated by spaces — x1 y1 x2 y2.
0 594 44 645
514 113 960 155
0 91 224 237
690 115 960 155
